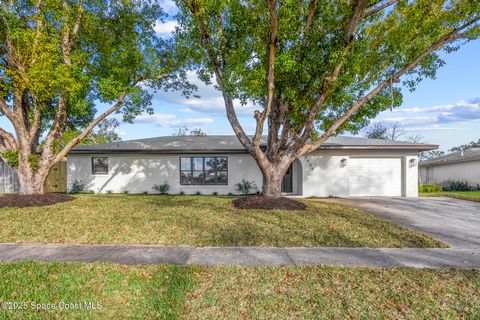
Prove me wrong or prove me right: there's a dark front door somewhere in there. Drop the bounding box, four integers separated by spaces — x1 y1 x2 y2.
281 164 293 193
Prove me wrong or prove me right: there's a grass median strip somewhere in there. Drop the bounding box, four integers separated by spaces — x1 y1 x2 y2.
0 194 443 248
421 191 480 202
0 261 479 319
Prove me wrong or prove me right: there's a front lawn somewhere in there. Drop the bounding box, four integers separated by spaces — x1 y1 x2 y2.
420 191 480 202
0 195 443 248
0 261 479 319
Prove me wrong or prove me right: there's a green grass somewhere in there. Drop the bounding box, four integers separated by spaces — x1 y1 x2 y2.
0 261 479 319
0 195 443 248
420 191 480 202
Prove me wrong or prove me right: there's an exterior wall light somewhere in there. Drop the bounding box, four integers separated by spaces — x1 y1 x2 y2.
409 158 418 167
340 158 348 167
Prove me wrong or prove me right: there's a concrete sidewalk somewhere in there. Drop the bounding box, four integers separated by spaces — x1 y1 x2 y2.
0 243 479 268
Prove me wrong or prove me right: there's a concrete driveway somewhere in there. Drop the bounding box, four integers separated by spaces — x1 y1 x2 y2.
327 197 480 248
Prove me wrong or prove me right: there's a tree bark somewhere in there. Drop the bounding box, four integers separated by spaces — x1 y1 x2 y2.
17 162 48 195
261 173 283 198
258 157 293 198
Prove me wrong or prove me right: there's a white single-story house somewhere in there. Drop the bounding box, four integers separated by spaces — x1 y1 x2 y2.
419 148 480 187
67 135 436 197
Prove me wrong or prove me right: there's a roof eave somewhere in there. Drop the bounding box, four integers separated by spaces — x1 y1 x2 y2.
420 157 480 166
69 144 438 154
317 144 439 151
68 148 250 154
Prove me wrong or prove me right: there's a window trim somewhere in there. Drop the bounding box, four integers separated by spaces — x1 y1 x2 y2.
179 156 228 185
92 157 109 175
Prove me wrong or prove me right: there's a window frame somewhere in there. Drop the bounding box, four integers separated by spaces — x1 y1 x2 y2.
179 156 228 185
91 157 109 175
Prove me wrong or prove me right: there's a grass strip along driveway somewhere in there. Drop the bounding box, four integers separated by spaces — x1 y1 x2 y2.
421 191 480 202
0 261 479 319
0 195 443 248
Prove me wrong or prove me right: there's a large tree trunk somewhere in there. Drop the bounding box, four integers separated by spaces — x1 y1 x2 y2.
258 157 293 198
17 162 48 195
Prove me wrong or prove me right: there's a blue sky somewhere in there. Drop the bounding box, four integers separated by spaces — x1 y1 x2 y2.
1 1 478 152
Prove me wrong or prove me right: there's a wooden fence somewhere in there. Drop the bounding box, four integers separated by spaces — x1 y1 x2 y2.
0 159 20 193
45 161 67 193
0 159 67 193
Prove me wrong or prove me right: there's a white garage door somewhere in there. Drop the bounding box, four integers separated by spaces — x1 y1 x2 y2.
349 158 402 196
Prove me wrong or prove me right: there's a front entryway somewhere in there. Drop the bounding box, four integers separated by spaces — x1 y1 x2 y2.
281 164 293 193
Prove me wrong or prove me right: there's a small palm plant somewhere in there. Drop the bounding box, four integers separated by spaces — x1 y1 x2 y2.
68 180 85 194
235 179 257 196
152 182 170 195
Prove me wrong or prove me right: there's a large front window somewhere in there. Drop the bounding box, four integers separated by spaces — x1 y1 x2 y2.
180 157 228 185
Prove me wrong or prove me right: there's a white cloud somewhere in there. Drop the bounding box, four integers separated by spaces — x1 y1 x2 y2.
135 113 213 127
154 20 178 37
379 96 480 128
151 71 258 117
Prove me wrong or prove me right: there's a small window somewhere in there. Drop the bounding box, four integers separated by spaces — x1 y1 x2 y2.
92 157 108 174
180 156 228 185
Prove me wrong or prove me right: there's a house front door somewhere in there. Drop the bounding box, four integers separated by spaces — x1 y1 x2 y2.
281 164 293 193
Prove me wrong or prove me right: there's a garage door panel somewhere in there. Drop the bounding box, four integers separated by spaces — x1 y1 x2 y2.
349 158 402 196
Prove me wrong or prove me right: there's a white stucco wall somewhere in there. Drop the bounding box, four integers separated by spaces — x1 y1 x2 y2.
67 153 262 195
300 150 419 197
419 160 480 187
68 150 420 197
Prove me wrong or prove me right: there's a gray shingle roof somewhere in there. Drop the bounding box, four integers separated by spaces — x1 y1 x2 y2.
70 135 437 154
420 148 480 166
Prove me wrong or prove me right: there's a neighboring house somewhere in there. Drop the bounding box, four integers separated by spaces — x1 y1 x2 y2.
419 148 480 187
67 135 436 197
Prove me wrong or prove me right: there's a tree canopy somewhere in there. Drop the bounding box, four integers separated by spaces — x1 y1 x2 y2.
177 0 479 144
0 0 190 193
176 0 479 196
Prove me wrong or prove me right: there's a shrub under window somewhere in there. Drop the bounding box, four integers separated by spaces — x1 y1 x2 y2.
92 157 108 174
180 157 227 185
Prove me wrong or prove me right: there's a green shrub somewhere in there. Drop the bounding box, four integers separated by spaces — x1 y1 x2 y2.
446 180 472 192
212 191 218 196
68 180 86 194
235 179 257 195
1 150 19 167
179 191 185 195
195 191 202 195
418 184 443 193
152 182 170 195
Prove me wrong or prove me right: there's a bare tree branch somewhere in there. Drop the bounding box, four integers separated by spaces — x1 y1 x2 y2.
31 0 44 64
61 0 73 65
70 0 84 47
253 0 279 150
52 92 128 163
294 0 367 149
301 0 317 50
0 97 16 123
29 93 42 141
189 3 254 153
0 127 17 150
364 0 398 18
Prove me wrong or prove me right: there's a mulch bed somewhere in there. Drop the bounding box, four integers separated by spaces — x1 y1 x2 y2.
0 193 74 208
232 196 307 210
